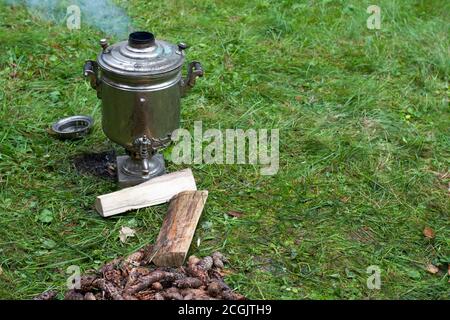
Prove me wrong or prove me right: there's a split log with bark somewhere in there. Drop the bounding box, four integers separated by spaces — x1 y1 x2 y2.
152 190 208 267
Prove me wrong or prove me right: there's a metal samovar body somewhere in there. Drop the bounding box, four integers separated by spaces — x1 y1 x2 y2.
84 31 203 187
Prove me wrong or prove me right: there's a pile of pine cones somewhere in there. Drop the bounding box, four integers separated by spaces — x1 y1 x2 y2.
35 247 245 300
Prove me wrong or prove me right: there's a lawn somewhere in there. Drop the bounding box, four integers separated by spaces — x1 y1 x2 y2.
0 0 449 299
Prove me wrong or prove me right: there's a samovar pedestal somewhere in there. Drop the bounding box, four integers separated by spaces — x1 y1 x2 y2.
116 153 165 188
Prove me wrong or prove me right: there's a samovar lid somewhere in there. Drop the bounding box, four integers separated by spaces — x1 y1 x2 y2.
97 31 185 77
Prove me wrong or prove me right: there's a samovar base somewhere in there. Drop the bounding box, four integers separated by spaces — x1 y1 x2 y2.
116 153 165 188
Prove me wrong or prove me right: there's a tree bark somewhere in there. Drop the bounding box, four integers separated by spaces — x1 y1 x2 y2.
152 190 208 267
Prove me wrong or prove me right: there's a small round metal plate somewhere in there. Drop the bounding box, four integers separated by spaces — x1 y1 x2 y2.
51 115 93 139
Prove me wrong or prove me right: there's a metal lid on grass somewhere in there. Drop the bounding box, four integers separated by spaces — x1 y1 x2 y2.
51 115 93 140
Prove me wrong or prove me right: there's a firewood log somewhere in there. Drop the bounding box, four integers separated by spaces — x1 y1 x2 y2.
152 191 208 267
95 169 197 217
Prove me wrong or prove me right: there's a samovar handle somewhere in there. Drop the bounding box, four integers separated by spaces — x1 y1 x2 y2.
83 60 101 99
178 43 204 97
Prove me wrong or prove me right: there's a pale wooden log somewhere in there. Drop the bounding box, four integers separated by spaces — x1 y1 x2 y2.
95 169 197 217
152 190 208 267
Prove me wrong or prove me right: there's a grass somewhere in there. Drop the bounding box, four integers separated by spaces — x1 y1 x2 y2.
0 0 449 299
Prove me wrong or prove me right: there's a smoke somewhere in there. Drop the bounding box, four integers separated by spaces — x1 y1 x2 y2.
4 0 133 38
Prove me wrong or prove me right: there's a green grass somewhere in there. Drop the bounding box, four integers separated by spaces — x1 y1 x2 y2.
0 0 449 299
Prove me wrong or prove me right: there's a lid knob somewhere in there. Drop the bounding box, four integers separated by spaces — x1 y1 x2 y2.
99 38 109 52
178 42 188 51
128 31 156 48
